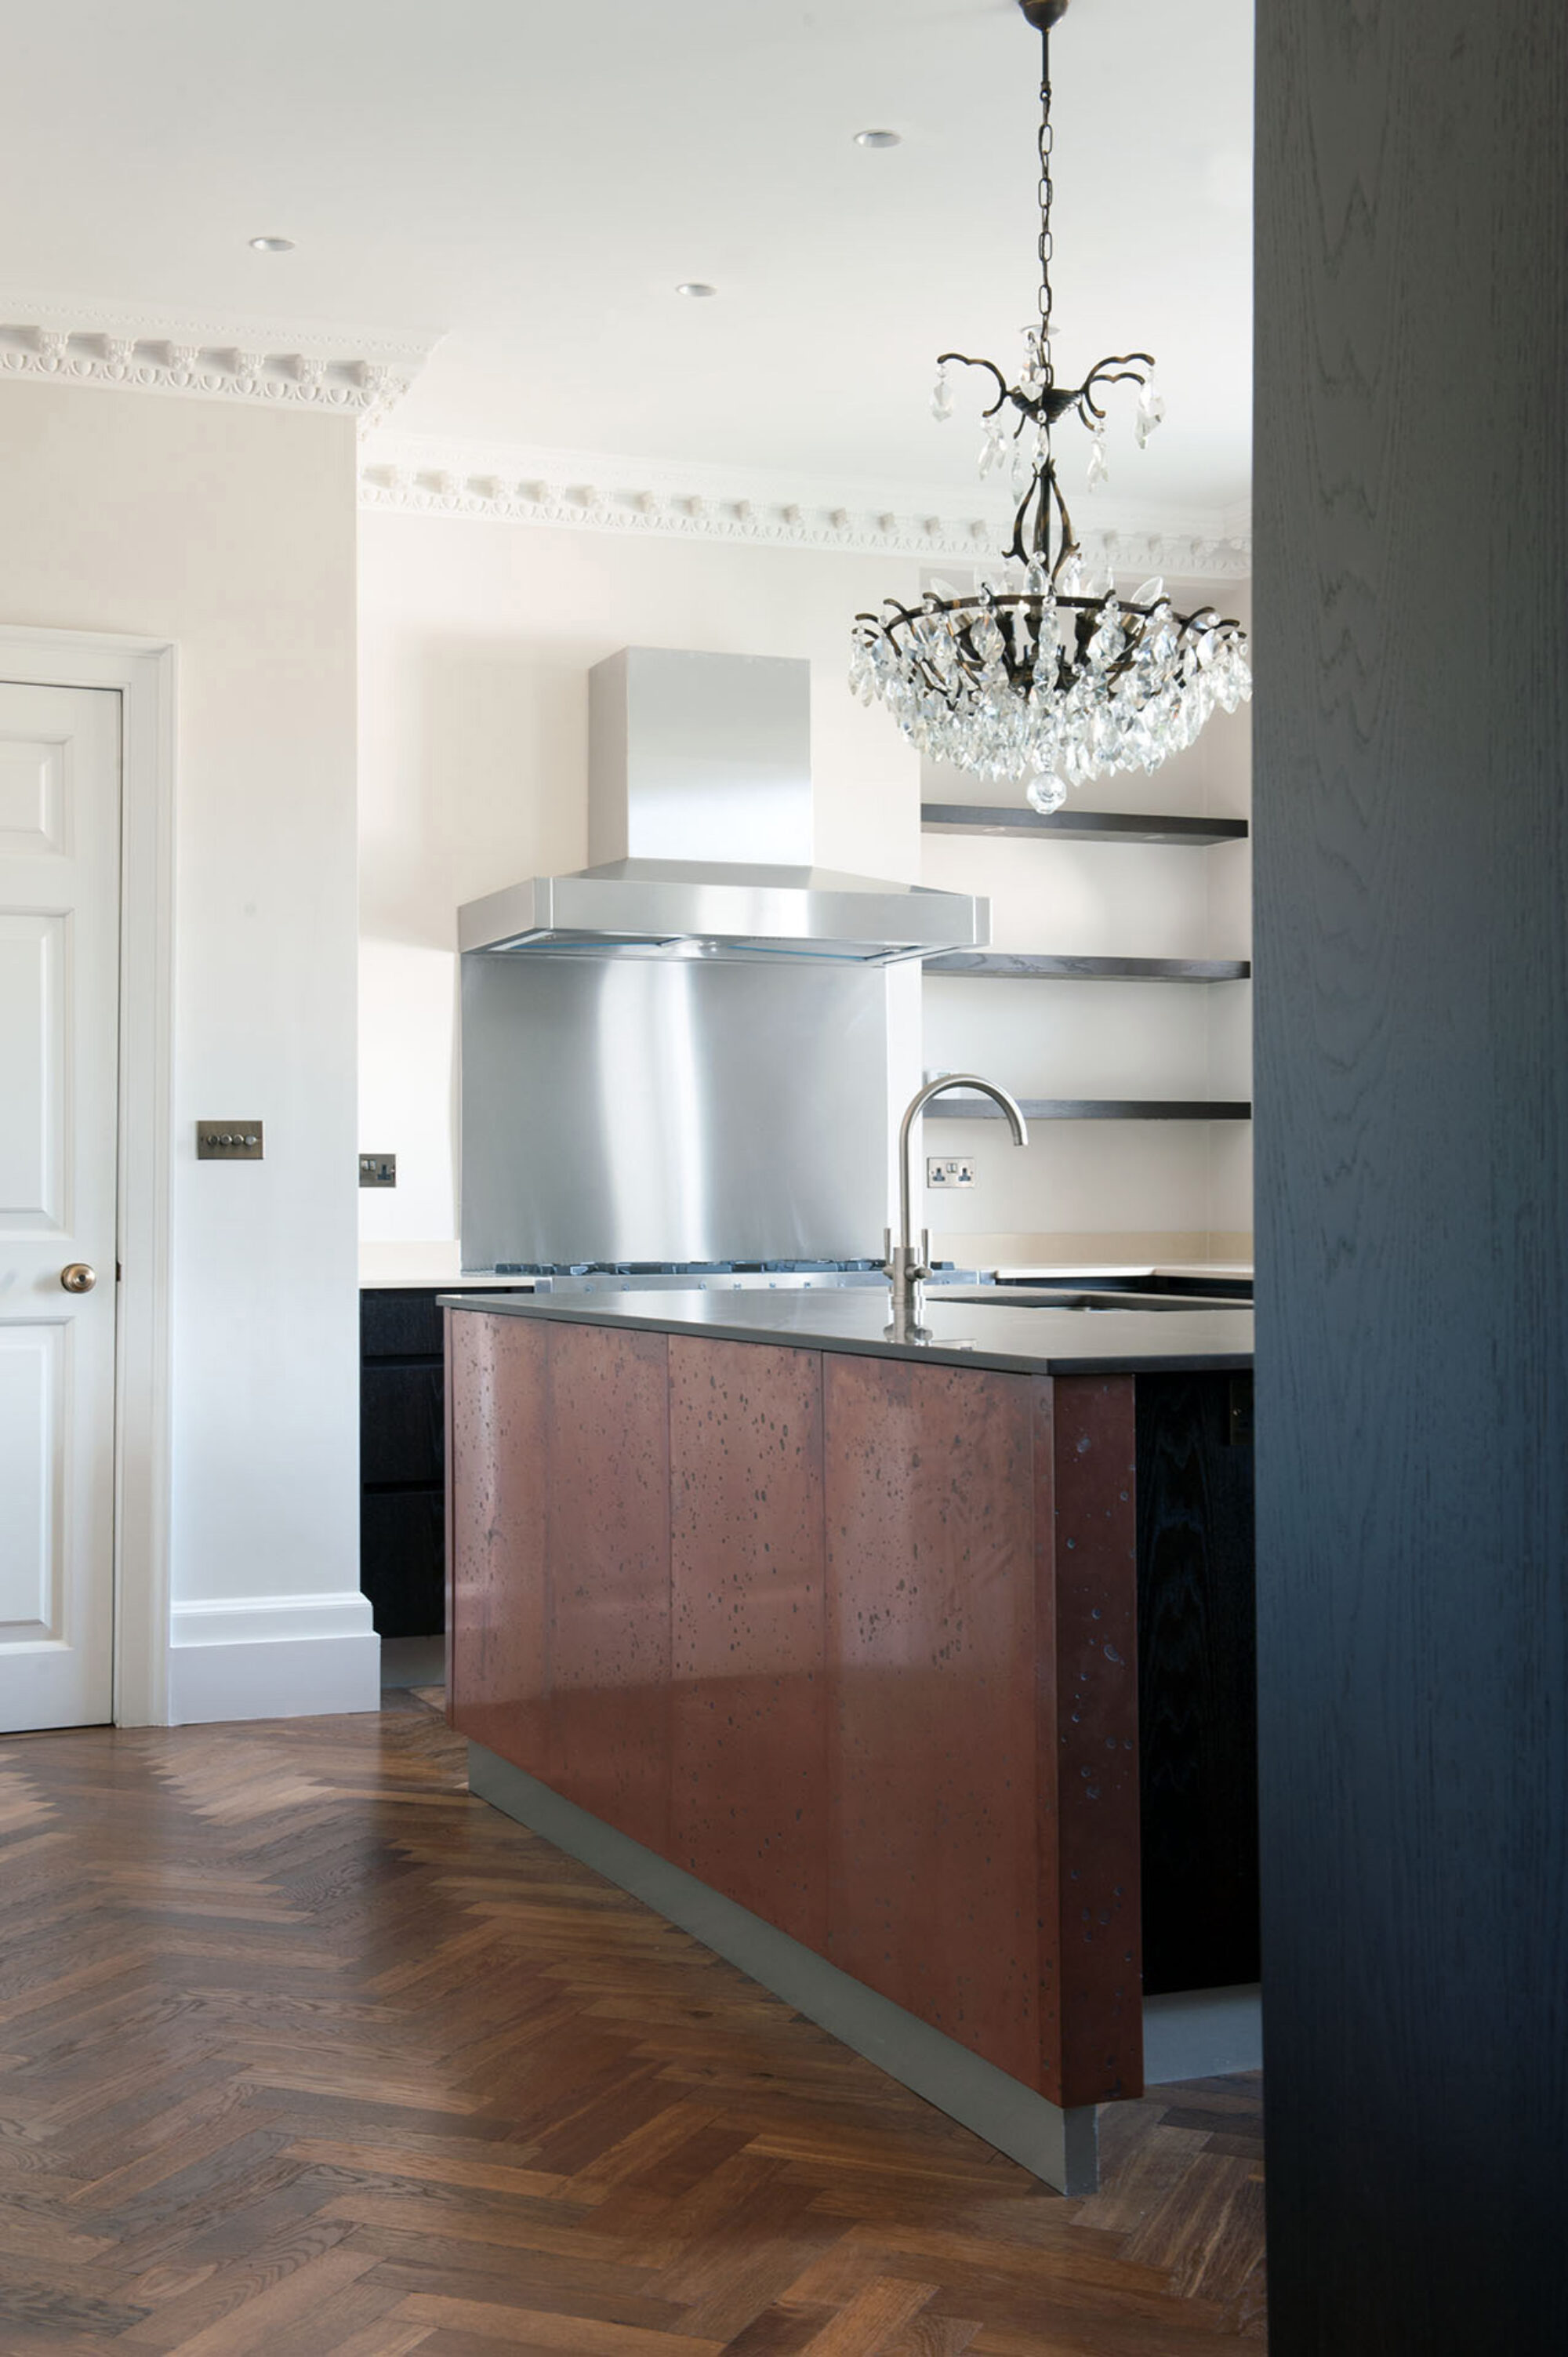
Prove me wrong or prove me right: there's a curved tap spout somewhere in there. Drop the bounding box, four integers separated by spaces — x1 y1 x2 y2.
884 1074 1029 1342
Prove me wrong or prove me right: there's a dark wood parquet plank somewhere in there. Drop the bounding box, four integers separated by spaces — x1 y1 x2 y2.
0 1692 1264 2351
719 2308 837 2357
801 2276 942 2353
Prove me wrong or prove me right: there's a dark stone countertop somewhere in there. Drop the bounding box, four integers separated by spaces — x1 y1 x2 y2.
437 1284 1253 1377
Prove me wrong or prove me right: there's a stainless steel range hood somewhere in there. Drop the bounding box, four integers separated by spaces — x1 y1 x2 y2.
457 648 988 964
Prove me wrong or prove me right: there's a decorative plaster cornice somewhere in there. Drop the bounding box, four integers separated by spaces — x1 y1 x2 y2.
0 295 439 424
358 433 1252 580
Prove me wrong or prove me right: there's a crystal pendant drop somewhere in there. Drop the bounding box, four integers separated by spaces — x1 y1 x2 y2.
1087 431 1109 492
1135 379 1166 449
931 368 954 422
1026 773 1068 815
1033 596 1058 684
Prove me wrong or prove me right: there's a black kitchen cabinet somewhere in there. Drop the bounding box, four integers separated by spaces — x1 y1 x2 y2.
360 1288 447 1637
1135 1371 1259 1995
359 1287 528 1637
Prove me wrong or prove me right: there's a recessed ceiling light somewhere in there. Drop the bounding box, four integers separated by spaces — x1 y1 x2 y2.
855 129 902 148
248 234 296 253
675 281 717 299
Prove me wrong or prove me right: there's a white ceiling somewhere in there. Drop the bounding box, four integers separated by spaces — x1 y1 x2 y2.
1 0 1252 520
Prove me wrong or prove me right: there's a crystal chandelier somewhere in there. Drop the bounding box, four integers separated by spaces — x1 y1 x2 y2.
849 0 1250 810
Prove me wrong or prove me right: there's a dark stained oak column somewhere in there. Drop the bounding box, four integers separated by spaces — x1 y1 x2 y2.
668 1335 828 1947
822 1353 1042 2086
1257 5 1568 2347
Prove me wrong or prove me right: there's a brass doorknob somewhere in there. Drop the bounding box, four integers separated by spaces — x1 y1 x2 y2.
60 1263 96 1294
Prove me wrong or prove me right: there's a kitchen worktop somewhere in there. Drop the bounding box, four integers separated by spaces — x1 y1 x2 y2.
438 1282 1253 1374
994 1262 1254 1283
363 1272 536 1291
358 1242 539 1291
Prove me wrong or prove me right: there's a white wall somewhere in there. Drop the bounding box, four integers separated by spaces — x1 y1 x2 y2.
0 378 373 1722
358 512 1252 1266
918 575 1253 1260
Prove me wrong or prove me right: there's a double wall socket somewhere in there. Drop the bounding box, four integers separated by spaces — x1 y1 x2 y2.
927 1156 976 1189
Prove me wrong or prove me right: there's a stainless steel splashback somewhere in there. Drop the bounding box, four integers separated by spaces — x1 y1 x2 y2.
460 953 895 1269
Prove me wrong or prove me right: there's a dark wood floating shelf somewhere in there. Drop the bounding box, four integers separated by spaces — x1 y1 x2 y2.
921 803 1250 847
927 1097 1254 1122
924 952 1251 984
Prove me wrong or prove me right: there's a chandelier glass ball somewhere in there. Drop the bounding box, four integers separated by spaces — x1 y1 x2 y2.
850 0 1250 808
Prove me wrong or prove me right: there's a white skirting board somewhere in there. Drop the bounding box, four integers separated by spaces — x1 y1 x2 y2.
467 1740 1102 2196
167 1592 380 1724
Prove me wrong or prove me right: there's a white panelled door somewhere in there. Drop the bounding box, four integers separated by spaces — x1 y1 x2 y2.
0 682 120 1731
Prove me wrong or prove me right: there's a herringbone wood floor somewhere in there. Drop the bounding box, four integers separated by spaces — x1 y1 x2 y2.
0 1689 1265 2355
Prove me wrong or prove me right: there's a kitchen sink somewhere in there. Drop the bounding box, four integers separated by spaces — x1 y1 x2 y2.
940 1287 1247 1314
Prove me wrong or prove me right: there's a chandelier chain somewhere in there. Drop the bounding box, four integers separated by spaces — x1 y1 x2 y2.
1037 30 1054 386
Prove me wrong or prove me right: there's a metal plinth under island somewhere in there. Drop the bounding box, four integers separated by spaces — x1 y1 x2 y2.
441 1288 1256 2194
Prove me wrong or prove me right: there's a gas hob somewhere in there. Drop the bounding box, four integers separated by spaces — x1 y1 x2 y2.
492 1258 991 1295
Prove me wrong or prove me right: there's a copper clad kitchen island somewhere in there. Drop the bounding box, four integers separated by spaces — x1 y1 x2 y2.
441 1288 1254 2194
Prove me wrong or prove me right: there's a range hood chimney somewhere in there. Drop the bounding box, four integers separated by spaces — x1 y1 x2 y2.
458 648 988 963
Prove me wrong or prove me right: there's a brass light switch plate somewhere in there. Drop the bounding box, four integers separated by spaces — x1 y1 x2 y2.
197 1122 263 1160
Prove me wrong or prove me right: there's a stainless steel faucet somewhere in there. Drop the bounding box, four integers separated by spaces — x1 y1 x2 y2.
884 1074 1029 1342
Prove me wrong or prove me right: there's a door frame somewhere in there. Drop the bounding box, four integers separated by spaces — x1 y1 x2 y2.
0 626 176 1726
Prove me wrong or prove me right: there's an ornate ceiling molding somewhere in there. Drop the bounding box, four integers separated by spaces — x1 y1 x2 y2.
358 434 1252 580
0 296 439 424
0 311 1249 577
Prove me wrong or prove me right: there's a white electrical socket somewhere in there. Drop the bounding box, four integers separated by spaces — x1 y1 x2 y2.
927 1157 976 1189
